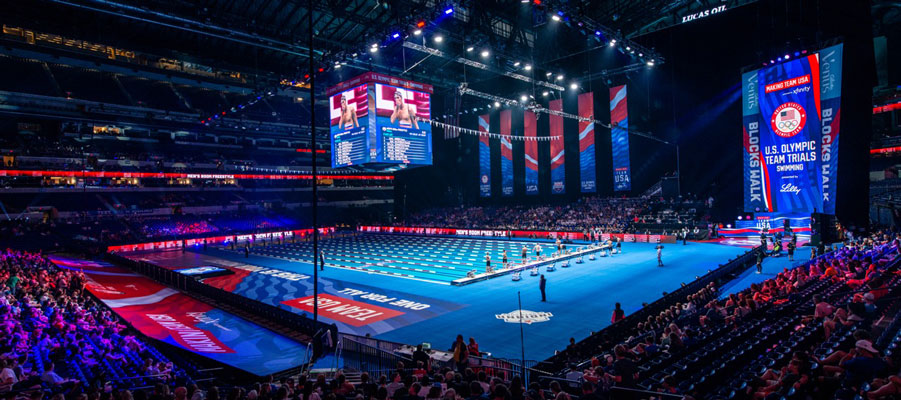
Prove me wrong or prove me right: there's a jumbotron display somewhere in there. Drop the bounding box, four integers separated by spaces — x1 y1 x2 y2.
742 43 843 214
328 72 433 169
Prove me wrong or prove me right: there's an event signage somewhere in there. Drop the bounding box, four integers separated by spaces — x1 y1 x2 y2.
524 111 539 195
579 92 597 193
478 114 492 197
500 110 514 196
742 48 841 214
357 226 677 243
549 99 566 193
610 85 632 191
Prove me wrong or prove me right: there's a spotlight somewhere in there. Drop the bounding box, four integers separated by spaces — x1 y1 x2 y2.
444 7 453 14
770 59 775 64
352 52 358 58
542 91 549 97
784 54 790 60
520 95 528 102
481 50 490 58
595 30 601 36
369 46 378 53
569 83 578 90
546 72 553 77
487 103 492 108
647 60 654 66
391 32 400 39
514 61 521 67
638 53 643 57
551 15 561 21
434 35 443 43
413 29 422 35
494 101 500 107
625 46 631 51
371 43 378 48
556 74 564 81
467 46 474 52
335 64 341 69
416 20 426 28
610 39 616 46
524 64 532 71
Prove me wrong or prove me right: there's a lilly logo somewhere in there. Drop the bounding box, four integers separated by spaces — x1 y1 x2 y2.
780 183 801 195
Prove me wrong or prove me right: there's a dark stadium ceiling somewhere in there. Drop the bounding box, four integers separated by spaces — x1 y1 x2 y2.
2 0 759 95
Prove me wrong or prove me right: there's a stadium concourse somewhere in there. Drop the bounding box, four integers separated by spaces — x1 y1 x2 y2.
0 0 887 400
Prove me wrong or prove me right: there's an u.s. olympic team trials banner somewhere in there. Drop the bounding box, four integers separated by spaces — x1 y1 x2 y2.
50 257 309 377
743 54 822 213
819 44 843 214
549 99 565 194
524 111 539 195
500 110 514 196
478 114 491 197
579 92 596 193
610 85 631 191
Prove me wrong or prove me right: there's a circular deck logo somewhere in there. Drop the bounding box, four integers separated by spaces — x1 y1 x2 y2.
481 174 489 184
770 102 806 138
495 310 553 324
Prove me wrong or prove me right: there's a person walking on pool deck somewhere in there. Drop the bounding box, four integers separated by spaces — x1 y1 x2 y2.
756 250 765 274
540 274 547 302
656 244 664 267
485 252 491 272
502 250 508 269
521 245 528 264
611 302 625 323
320 250 325 271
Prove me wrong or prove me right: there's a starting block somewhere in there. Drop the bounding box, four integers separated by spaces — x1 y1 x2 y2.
511 272 522 281
530 268 539 276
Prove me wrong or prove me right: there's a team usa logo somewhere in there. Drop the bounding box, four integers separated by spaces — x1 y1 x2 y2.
495 310 553 324
770 102 807 138
481 174 489 184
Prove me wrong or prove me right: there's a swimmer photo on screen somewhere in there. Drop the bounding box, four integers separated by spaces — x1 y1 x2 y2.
328 84 369 168
374 83 432 165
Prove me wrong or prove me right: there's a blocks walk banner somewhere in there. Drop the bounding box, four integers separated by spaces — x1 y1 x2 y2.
609 85 632 192
500 110 514 196
742 54 823 213
819 44 842 214
578 92 596 193
478 114 491 197
549 99 566 194
524 111 539 195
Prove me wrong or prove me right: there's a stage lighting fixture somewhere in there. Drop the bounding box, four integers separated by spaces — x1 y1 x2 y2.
610 39 616 46
647 60 654 66
369 46 378 53
770 59 775 64
494 101 501 107
794 51 800 56
556 74 564 81
434 35 443 43
488 103 493 108
416 20 426 28
638 53 643 57
334 64 341 69
546 72 552 77
569 83 577 90
551 15 561 21
481 50 490 58
444 7 453 14
392 33 400 39
467 46 474 52
533 0 541 4
784 54 790 60
413 29 422 35
524 64 532 71
514 61 521 67
595 31 601 36
542 91 549 97
352 53 358 58
625 46 630 51
520 95 528 102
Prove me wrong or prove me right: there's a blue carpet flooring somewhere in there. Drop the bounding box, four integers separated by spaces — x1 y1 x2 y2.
174 239 747 361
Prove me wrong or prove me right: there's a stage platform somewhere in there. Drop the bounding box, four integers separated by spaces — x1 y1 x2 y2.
120 234 749 361
50 256 311 377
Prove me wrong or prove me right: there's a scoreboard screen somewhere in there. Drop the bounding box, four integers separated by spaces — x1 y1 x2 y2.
327 73 433 169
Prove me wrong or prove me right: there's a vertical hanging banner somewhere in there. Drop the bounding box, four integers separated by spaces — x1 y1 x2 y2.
610 85 632 192
524 111 539 195
500 110 514 196
743 54 823 213
578 92 597 193
819 44 842 214
478 114 491 197
549 99 566 194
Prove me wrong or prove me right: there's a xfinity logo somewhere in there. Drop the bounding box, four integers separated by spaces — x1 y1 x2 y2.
495 310 553 324
681 5 727 23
